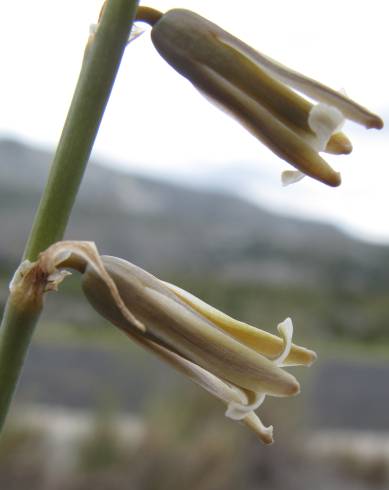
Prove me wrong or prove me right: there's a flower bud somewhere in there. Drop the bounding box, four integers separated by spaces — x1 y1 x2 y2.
138 8 383 186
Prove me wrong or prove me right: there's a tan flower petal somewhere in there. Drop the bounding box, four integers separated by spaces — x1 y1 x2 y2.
164 282 316 367
219 32 383 130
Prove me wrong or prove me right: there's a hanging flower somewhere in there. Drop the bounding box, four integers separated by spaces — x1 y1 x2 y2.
13 241 317 444
135 7 383 187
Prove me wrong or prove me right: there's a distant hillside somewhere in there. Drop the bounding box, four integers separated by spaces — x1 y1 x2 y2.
1 137 389 341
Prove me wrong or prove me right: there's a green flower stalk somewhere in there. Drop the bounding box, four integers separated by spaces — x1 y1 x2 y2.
0 0 139 432
136 7 383 187
17 241 317 444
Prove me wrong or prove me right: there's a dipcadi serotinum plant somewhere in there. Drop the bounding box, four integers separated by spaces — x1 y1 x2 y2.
0 3 383 444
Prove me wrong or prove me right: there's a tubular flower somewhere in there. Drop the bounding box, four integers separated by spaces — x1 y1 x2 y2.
136 7 383 187
18 241 317 444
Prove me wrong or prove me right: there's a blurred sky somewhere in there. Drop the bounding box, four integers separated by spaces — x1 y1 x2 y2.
1 1 388 242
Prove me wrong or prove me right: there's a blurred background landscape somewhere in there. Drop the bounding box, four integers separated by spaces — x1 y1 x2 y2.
1 0 389 486
1 138 389 489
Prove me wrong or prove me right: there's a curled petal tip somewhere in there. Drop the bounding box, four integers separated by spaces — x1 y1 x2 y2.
274 318 293 366
326 132 353 155
306 349 318 366
317 170 341 187
367 115 384 130
275 371 300 397
243 412 274 444
341 143 353 155
283 344 318 368
259 427 274 445
329 171 342 187
288 378 301 397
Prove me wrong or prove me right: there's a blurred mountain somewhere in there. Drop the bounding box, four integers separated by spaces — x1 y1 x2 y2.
1 137 389 290
1 137 389 341
2 137 389 433
2 137 389 451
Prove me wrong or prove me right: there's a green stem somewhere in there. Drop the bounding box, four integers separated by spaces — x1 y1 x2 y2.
0 300 42 424
25 0 139 261
0 0 139 432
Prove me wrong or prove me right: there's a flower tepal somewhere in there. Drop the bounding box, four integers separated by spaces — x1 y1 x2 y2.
141 8 383 187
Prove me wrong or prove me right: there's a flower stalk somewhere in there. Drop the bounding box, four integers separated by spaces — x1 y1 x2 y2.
0 0 139 432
